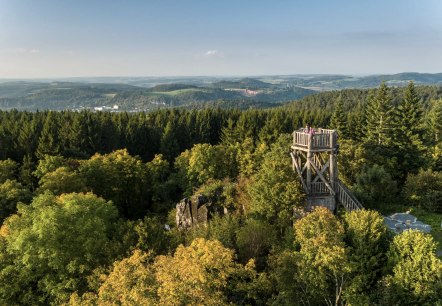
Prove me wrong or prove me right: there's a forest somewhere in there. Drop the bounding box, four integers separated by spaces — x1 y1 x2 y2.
0 81 442 305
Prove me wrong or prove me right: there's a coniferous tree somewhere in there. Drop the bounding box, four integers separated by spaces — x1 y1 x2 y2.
220 118 239 145
20 153 36 190
392 81 426 176
66 113 85 155
160 121 180 162
18 118 40 157
36 112 61 158
330 95 349 138
364 82 394 146
427 99 442 170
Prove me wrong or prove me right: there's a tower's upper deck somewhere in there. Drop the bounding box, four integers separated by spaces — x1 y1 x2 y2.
292 128 338 152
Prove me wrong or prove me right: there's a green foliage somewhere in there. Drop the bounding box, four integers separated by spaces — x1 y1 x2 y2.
0 179 32 223
353 164 398 209
290 208 351 305
0 159 18 183
337 139 367 186
428 98 442 144
33 155 68 179
153 238 255 306
236 218 277 269
403 169 442 213
20 154 36 189
428 99 442 170
220 118 240 145
36 112 61 158
95 250 157 305
407 207 442 250
126 216 175 255
343 209 390 304
79 149 149 218
268 250 303 305
146 154 173 211
185 214 241 251
0 192 121 305
159 121 180 162
192 179 237 212
330 95 349 138
381 230 442 305
392 81 426 179
248 134 304 226
364 82 395 146
37 166 87 195
174 143 237 196
237 138 268 177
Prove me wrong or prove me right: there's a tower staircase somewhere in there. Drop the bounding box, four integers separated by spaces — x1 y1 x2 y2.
291 128 363 212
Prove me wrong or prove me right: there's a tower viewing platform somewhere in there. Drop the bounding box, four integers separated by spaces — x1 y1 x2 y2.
292 128 337 152
291 128 363 212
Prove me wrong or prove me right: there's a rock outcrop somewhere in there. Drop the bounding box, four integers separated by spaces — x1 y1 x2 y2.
175 194 225 230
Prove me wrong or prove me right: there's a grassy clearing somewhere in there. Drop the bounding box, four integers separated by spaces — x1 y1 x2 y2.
151 88 205 96
408 207 442 249
102 93 117 98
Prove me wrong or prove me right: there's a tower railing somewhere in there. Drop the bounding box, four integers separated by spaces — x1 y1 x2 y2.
336 180 363 211
292 129 337 150
309 182 329 194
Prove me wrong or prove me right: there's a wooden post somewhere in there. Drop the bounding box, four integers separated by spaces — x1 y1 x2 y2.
307 133 313 193
329 131 337 192
329 131 337 212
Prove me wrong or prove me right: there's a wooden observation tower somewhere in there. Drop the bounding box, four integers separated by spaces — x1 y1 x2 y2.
291 128 363 212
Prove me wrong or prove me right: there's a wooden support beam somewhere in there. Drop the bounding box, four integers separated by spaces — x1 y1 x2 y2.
309 159 335 195
313 159 330 183
307 134 313 187
291 152 309 193
329 132 337 191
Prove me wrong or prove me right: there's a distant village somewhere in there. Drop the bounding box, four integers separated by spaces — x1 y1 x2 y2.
71 104 154 113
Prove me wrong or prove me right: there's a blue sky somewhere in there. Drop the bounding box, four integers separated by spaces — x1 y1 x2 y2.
1 0 441 78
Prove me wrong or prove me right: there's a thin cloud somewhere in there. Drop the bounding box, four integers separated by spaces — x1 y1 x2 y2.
203 50 224 58
15 48 39 54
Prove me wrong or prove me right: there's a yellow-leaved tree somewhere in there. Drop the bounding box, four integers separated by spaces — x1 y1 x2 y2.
295 207 352 306
154 238 255 306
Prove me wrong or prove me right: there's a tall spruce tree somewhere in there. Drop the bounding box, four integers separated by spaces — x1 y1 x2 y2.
392 81 426 176
159 121 180 162
330 95 349 138
220 118 240 145
36 112 61 159
428 99 442 144
427 99 442 170
364 82 394 145
20 154 35 190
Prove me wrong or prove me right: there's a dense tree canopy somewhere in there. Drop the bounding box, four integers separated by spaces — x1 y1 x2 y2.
0 82 441 305
0 192 121 305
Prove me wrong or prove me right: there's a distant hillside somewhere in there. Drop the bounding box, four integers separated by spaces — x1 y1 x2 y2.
285 72 442 90
2 73 442 111
285 85 442 112
0 82 139 110
148 83 198 92
211 78 273 89
0 79 316 111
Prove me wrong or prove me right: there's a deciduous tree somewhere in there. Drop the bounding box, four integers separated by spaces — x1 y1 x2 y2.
0 192 120 305
380 230 442 305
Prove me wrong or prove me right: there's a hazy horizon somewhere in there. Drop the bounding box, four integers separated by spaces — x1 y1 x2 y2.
1 72 442 82
1 0 442 78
